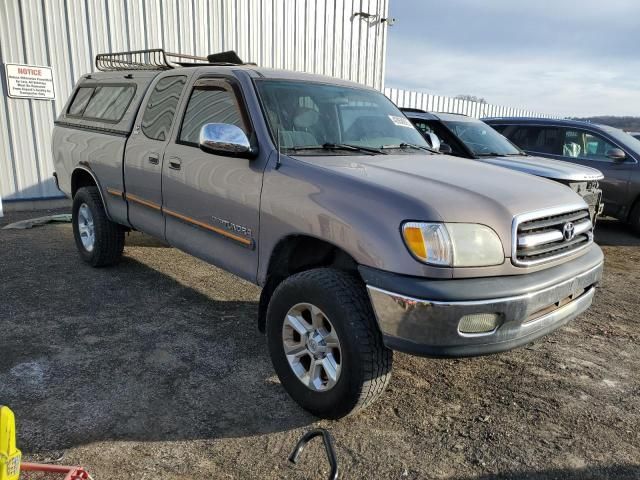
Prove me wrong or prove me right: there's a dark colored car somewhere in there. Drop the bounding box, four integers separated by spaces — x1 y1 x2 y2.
485 117 640 233
629 132 640 141
402 109 604 223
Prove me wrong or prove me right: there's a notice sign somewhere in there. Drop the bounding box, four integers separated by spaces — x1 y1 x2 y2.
5 63 55 100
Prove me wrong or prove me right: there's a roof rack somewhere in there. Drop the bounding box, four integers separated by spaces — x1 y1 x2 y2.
95 48 247 72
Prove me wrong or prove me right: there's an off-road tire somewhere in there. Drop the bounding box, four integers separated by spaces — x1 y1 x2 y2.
72 186 125 267
266 268 392 419
628 199 640 236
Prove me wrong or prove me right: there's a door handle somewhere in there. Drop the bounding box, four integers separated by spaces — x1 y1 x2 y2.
168 158 182 170
148 154 160 165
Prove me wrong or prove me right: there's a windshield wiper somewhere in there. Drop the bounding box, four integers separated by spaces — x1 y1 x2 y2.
286 143 382 155
475 152 503 157
381 143 440 154
322 143 383 154
476 152 524 157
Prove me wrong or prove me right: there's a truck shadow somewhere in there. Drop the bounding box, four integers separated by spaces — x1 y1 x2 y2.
0 223 315 452
594 218 640 247
451 464 640 480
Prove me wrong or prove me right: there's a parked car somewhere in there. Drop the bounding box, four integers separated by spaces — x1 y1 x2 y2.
402 109 604 224
485 117 640 233
629 132 640 141
52 49 603 419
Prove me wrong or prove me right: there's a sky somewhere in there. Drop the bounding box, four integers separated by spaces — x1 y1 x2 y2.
384 0 640 117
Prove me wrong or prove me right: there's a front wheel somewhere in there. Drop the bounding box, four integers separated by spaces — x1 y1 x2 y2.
628 200 640 236
266 268 392 419
72 186 125 267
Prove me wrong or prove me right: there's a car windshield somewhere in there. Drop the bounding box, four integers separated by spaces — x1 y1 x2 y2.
442 118 522 156
600 125 640 152
255 79 430 154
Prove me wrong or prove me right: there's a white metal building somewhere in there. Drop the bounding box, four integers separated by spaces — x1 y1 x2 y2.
0 0 389 206
385 87 556 120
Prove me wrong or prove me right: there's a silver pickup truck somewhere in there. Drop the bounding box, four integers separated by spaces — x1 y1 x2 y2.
52 49 603 419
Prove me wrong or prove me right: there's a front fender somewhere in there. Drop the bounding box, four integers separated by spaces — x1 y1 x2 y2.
257 157 453 284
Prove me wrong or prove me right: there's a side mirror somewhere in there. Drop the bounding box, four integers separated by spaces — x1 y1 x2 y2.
199 123 257 158
425 132 441 151
606 148 626 162
439 143 453 155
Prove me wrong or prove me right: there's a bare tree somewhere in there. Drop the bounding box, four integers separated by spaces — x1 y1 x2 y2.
455 94 487 104
571 116 640 131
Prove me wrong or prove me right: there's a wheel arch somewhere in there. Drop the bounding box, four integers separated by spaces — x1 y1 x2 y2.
257 234 360 332
71 167 112 220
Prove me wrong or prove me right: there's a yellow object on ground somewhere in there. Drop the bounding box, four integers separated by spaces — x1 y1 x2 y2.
0 406 21 480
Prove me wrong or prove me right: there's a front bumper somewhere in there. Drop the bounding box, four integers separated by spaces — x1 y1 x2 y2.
361 244 603 358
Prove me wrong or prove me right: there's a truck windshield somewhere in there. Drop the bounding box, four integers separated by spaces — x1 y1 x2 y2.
442 118 522 157
255 79 430 154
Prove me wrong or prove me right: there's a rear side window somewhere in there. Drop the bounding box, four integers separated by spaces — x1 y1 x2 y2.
509 126 562 155
141 76 187 141
179 85 247 145
68 87 95 115
84 85 135 121
67 85 135 122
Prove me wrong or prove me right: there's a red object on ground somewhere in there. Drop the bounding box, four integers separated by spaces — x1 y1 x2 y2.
20 462 91 480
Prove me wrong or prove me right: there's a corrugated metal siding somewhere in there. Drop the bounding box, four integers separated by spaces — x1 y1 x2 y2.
385 87 558 120
0 0 389 201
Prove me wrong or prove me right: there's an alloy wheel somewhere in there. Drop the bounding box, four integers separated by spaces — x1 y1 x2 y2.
281 302 342 392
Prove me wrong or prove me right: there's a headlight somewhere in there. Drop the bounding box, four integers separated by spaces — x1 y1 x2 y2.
402 222 504 267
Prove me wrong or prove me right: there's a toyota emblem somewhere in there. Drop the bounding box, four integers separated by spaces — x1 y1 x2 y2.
563 221 576 241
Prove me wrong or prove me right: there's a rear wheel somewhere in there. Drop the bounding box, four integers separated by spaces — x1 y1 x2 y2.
72 186 124 267
266 268 392 418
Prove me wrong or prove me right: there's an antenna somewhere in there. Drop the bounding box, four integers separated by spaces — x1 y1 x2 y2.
275 128 282 170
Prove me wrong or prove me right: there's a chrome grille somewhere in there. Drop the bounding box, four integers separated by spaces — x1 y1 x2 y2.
513 206 594 266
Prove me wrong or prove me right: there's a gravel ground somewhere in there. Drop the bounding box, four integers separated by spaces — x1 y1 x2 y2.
1 209 639 480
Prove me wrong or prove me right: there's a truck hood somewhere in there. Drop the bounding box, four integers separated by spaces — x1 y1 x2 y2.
293 153 588 251
476 154 604 182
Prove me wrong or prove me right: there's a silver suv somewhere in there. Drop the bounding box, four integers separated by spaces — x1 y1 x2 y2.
52 49 604 418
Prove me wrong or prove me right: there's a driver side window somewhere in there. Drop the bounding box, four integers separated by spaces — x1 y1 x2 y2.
178 80 248 146
563 129 619 162
411 120 435 135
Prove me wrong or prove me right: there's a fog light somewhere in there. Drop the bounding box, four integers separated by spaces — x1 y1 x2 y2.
458 313 501 334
